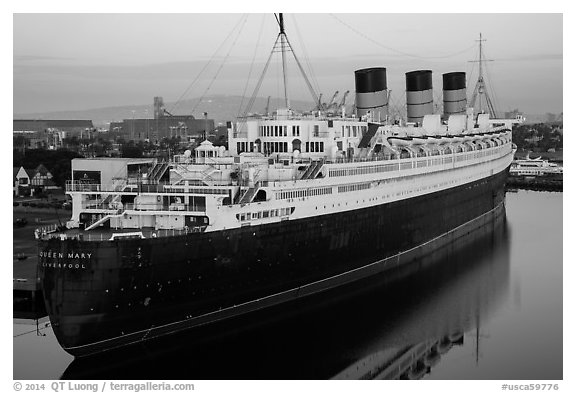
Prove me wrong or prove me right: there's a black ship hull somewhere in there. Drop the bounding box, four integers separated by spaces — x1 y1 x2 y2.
39 168 508 357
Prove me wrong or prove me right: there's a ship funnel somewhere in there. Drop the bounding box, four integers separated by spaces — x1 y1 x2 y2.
406 70 433 124
355 67 388 121
442 72 467 117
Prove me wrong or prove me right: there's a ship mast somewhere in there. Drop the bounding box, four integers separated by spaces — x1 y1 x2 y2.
469 33 497 118
242 14 319 117
278 14 289 107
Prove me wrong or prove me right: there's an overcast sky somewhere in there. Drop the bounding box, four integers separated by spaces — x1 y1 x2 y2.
13 13 563 115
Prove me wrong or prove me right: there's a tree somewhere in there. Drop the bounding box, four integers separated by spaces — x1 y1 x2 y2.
121 143 143 158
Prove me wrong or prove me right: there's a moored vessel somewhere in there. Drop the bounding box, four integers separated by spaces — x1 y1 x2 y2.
38 14 523 357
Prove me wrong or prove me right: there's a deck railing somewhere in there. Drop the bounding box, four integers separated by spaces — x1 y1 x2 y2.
39 226 207 242
81 202 206 212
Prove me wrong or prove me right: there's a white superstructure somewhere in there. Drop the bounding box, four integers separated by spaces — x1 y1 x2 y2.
62 109 521 239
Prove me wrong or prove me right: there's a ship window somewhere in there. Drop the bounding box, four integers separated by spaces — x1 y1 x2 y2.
320 142 324 152
263 211 269 218
284 126 287 136
313 125 320 137
306 142 309 152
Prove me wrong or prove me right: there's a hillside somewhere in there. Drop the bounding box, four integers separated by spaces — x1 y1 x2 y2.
14 95 319 128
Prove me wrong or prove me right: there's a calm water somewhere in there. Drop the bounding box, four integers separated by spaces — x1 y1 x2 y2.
13 190 563 380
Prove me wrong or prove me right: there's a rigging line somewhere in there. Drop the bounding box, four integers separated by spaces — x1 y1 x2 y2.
169 14 247 114
238 34 280 132
484 65 500 116
237 14 267 118
284 34 320 106
329 14 477 60
276 41 281 108
466 60 478 103
14 324 51 338
191 14 249 114
290 15 321 96
482 48 501 115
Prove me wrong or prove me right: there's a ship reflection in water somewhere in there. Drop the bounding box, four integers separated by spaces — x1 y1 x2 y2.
61 207 510 380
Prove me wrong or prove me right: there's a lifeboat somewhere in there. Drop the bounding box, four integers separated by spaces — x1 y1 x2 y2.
450 134 465 143
410 135 429 145
439 135 454 144
427 135 443 144
472 134 487 143
387 136 413 147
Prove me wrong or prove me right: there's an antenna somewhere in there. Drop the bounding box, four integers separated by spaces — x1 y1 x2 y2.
469 33 497 118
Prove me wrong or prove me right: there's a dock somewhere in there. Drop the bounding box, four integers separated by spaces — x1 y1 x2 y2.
506 175 562 192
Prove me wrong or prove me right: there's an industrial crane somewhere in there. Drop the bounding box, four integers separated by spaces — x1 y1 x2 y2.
326 91 339 111
337 90 350 112
315 93 324 111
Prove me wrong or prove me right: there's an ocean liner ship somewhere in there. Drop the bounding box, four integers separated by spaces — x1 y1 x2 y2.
38 15 522 357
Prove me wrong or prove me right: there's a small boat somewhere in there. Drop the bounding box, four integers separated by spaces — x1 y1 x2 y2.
411 135 429 145
387 136 414 147
439 135 455 144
